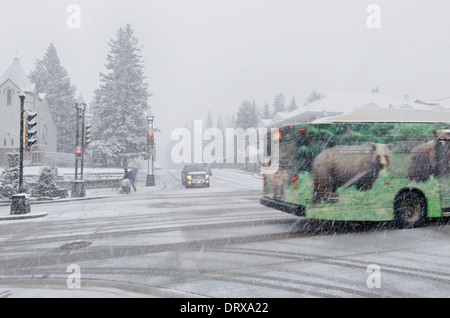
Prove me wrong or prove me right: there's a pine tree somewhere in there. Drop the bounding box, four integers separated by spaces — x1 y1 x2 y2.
262 102 271 119
288 97 298 112
34 167 58 198
0 152 21 198
29 43 77 153
235 100 260 130
91 24 150 166
272 92 286 115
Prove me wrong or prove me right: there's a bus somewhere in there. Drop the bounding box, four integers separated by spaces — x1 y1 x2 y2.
260 108 450 229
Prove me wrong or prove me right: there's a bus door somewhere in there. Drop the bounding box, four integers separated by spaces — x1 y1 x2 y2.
442 175 450 212
437 139 450 212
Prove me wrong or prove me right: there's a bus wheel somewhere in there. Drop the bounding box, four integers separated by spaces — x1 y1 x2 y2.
394 191 427 229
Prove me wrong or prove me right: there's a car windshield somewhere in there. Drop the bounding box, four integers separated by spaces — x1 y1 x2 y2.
184 164 206 172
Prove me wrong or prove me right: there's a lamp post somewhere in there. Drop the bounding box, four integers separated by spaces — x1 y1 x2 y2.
72 95 86 197
18 90 25 193
10 89 30 215
146 111 155 186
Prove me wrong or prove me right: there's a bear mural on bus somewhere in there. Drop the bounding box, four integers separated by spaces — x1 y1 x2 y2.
267 169 289 200
408 130 450 182
312 143 393 204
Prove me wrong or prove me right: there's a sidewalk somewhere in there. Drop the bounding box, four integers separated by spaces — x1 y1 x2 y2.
0 171 164 221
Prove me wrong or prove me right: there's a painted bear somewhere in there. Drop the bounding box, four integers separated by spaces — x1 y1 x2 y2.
407 130 450 182
268 169 288 200
312 143 393 204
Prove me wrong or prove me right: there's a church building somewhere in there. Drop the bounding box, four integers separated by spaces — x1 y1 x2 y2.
0 58 57 165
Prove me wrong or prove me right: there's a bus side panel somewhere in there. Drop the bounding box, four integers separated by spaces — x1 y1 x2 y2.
262 123 448 221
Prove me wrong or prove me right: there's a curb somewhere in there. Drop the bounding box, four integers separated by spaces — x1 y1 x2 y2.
0 212 48 221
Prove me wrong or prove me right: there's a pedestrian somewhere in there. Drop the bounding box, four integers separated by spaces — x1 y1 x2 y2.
124 168 137 192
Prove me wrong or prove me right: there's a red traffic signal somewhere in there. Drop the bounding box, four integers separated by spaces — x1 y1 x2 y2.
147 130 155 146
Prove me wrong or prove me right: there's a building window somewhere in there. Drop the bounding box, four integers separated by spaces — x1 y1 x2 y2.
11 138 14 146
3 138 6 146
7 90 12 106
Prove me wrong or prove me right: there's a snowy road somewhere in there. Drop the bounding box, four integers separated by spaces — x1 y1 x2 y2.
0 169 449 298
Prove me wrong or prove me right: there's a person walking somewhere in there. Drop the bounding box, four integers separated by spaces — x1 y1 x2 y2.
124 168 137 192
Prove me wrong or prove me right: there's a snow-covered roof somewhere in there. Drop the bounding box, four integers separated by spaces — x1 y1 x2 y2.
0 58 35 92
313 107 450 123
267 90 450 127
415 97 450 110
302 90 412 112
257 119 272 128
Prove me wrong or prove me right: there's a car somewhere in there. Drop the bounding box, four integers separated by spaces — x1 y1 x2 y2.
181 164 211 188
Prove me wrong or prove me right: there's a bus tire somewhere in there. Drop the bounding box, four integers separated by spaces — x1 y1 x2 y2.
393 190 428 229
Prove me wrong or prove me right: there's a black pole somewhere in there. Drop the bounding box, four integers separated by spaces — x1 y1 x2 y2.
146 115 155 186
147 133 150 175
151 143 155 174
74 104 80 180
81 108 85 181
10 90 31 215
18 93 25 193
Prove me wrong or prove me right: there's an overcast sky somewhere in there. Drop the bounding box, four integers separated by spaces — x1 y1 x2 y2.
1 0 450 155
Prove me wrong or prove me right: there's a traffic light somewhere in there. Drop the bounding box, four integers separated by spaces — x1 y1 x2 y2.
147 130 154 146
24 110 37 148
83 124 91 146
75 146 82 157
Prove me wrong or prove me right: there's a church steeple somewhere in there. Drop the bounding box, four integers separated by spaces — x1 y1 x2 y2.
0 57 34 93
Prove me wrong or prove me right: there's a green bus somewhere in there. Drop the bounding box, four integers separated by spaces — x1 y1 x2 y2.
260 108 450 228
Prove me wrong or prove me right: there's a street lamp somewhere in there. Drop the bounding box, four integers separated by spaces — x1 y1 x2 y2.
10 89 31 215
146 111 155 186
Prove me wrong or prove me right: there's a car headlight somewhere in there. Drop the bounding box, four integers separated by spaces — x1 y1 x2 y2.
205 174 209 179
187 175 192 180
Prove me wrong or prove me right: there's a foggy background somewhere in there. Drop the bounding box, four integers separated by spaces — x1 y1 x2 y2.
1 0 450 164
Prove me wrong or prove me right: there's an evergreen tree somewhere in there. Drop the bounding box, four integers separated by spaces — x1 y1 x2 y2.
288 97 298 112
29 43 77 153
272 92 286 115
235 100 260 130
34 167 58 198
91 24 150 166
262 102 271 119
0 152 21 198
